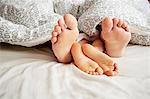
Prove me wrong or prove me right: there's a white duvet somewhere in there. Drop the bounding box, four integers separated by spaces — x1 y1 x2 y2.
0 44 150 99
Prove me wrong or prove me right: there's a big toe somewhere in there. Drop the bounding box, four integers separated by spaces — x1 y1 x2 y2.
104 63 119 76
95 67 103 75
113 18 119 27
64 14 78 30
101 17 113 32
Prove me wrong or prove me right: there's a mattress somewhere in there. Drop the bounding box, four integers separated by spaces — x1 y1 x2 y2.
0 44 150 99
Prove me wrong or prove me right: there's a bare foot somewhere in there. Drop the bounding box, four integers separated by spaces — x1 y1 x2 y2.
71 43 103 75
101 17 131 57
51 14 79 63
104 63 119 76
82 44 119 76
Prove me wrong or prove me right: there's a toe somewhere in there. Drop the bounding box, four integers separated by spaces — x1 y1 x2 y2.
52 31 58 37
90 61 99 71
54 25 61 34
113 18 119 27
58 18 66 30
124 24 130 32
64 14 78 30
89 71 93 75
125 26 130 32
90 62 102 72
113 63 119 74
101 17 113 33
104 63 119 76
117 19 123 27
121 21 128 29
122 22 130 32
92 72 95 75
109 65 115 71
51 37 57 44
111 63 119 76
95 67 103 75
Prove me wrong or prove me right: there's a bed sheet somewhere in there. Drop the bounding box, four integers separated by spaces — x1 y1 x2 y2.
0 44 150 99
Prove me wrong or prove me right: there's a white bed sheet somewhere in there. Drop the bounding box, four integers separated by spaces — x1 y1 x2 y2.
0 44 150 99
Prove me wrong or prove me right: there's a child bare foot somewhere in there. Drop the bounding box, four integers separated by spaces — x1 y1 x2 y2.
104 63 119 76
71 43 103 75
51 14 79 63
101 17 131 57
82 44 118 76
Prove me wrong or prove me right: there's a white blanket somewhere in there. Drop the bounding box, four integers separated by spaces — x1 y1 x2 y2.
0 44 150 99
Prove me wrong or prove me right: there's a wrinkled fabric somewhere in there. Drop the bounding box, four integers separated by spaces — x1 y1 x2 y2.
0 0 62 47
78 0 150 45
0 44 150 99
0 0 150 46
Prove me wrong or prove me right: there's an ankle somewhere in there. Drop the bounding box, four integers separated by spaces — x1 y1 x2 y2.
56 54 72 63
105 48 124 57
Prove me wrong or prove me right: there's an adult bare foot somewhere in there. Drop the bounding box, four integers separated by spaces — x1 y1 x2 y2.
71 43 103 75
101 17 131 57
51 14 79 63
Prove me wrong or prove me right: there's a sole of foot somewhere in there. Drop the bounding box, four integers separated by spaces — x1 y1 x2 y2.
51 14 79 63
101 17 131 57
71 43 104 75
82 44 119 76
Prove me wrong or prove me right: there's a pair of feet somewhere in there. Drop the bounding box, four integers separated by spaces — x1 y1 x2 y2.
51 14 131 76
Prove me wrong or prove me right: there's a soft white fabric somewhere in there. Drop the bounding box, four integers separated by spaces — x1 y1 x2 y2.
0 44 150 99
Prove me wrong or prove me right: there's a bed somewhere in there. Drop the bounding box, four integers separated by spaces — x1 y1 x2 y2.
0 43 150 99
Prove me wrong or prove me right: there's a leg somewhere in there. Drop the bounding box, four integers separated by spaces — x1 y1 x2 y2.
71 42 103 75
101 17 131 57
51 14 79 63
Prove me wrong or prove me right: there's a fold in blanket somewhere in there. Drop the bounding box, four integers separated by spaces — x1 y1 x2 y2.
0 0 150 46
0 0 62 47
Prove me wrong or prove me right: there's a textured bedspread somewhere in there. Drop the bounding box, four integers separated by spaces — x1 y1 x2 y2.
0 44 150 99
0 0 150 46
